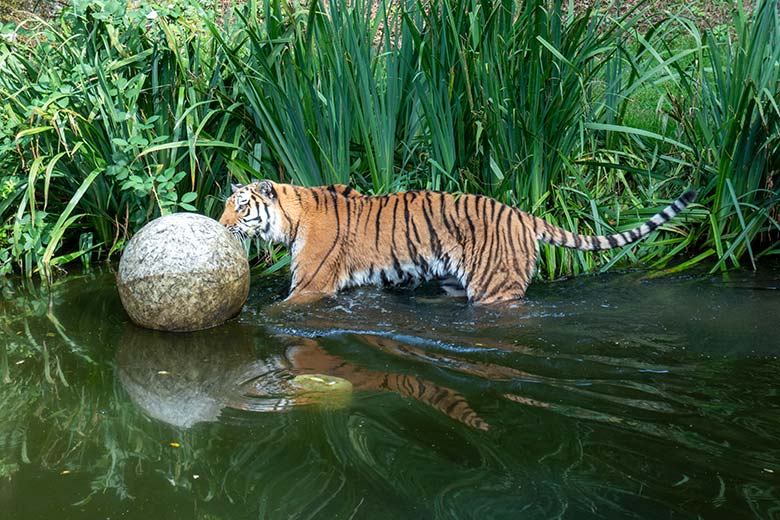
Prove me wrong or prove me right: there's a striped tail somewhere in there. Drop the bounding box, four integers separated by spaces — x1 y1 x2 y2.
535 190 697 251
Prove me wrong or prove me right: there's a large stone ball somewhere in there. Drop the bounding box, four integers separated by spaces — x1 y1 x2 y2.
117 213 249 332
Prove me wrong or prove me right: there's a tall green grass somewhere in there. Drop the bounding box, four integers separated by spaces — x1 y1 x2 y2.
667 0 780 271
1 0 241 279
208 0 707 276
0 0 778 281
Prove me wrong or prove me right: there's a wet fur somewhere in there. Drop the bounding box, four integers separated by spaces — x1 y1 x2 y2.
220 181 696 304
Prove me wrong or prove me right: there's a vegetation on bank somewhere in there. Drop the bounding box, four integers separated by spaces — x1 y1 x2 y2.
0 0 778 281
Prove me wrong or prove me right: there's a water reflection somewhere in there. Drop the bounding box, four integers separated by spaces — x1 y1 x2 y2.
1 266 779 518
116 325 489 430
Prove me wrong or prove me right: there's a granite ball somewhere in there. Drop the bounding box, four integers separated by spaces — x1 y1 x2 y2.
117 213 250 332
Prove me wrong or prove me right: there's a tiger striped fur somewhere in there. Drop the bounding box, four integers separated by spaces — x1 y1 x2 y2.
219 180 696 304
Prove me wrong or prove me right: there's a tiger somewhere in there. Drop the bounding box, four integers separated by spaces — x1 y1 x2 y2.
283 334 489 430
219 180 696 304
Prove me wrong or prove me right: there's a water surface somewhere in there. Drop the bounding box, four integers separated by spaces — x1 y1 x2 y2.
1 266 778 518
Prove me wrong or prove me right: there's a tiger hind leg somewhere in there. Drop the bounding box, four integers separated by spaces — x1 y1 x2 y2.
461 263 532 304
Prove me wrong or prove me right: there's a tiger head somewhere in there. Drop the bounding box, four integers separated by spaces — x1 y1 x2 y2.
219 180 289 244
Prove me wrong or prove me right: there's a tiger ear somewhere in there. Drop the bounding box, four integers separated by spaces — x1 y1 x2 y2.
230 183 243 194
251 180 276 199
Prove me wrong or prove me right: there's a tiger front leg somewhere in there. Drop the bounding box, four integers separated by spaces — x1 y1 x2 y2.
284 241 345 304
283 289 333 305
284 270 341 304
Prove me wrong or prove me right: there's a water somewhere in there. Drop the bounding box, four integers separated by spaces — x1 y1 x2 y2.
1 266 779 519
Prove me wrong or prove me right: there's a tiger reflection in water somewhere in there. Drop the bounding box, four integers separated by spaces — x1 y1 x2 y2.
244 334 490 431
116 326 493 430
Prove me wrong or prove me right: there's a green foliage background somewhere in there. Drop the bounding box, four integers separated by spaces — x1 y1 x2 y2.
0 0 778 280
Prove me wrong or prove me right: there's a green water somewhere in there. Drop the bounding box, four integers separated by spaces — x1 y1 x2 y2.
1 266 779 519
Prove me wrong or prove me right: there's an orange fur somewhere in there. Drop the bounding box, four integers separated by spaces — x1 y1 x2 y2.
220 181 695 304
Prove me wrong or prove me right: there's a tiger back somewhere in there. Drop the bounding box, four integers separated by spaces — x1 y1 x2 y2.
219 180 696 304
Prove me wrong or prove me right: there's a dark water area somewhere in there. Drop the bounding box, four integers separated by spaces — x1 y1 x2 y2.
1 265 779 519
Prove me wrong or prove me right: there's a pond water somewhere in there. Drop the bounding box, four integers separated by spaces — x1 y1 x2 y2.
1 265 779 519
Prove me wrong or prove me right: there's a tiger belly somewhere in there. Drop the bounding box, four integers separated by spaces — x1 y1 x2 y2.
337 258 458 293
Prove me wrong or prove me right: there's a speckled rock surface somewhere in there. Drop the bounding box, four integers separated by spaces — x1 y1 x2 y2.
117 213 249 332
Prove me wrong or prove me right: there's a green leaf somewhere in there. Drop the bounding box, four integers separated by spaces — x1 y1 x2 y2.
180 192 197 203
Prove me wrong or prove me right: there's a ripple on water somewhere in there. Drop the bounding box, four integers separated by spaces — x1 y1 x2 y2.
2 266 779 518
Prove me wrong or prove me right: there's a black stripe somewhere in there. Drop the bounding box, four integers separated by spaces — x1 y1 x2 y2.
419 255 430 276
392 251 403 281
606 235 619 248
530 214 539 239
471 199 489 268
396 374 412 394
479 269 499 302
505 210 523 274
490 205 509 284
430 387 449 405
646 220 659 232
344 195 352 237
441 199 458 237
410 215 423 249
406 231 420 264
445 397 466 416
443 194 464 242
481 207 506 299
471 199 497 301
283 207 300 242
495 203 507 227
484 198 499 262
352 197 363 237
296 190 341 291
278 203 295 234
374 197 388 251
516 211 530 259
363 196 375 235
464 197 477 240
483 203 499 266
391 197 401 262
421 193 441 257
681 190 697 204
260 205 271 234
404 194 422 244
488 197 497 222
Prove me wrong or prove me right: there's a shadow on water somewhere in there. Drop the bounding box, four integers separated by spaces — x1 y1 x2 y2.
1 265 779 518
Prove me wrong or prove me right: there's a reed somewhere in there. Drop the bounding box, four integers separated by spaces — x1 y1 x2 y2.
0 0 777 280
666 0 780 271
0 1 240 279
